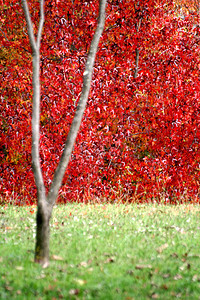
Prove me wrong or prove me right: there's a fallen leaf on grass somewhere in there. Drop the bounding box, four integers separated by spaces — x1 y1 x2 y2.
74 278 87 285
170 226 186 234
5 227 12 230
161 284 168 290
104 215 110 219
156 243 168 254
135 264 152 270
127 270 134 276
52 255 64 261
188 253 200 258
104 256 116 263
88 267 93 272
42 261 49 269
69 289 79 295
151 293 159 299
5 286 13 291
179 263 191 271
174 274 182 280
16 290 22 295
0 257 3 262
171 292 182 298
162 273 170 279
15 266 24 271
78 261 88 268
192 275 200 282
36 273 46 279
171 253 178 258
103 252 111 256
45 284 56 291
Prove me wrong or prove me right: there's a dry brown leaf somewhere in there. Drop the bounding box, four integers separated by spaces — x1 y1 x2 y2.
161 284 168 290
74 278 87 285
79 261 88 267
192 275 200 282
171 253 178 258
36 273 46 279
156 243 168 254
16 290 22 295
69 289 79 295
174 274 182 280
135 264 152 270
162 273 170 279
179 263 191 271
15 266 24 271
42 261 49 269
5 286 13 291
151 293 159 299
104 256 115 263
51 255 64 261
188 253 200 258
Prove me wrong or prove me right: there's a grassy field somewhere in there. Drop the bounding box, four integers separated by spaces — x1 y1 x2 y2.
1 203 200 299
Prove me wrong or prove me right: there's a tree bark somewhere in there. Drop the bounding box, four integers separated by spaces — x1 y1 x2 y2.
35 201 52 267
22 0 107 267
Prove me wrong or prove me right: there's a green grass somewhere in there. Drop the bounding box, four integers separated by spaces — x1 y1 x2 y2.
1 204 200 299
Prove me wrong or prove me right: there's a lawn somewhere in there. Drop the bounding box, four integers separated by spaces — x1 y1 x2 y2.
1 204 200 299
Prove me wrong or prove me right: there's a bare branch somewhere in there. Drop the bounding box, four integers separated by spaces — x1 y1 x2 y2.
21 0 37 52
47 0 107 205
22 0 46 202
0 26 9 41
37 0 44 48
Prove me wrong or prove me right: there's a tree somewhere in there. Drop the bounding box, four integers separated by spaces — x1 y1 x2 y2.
21 0 106 267
1 0 199 205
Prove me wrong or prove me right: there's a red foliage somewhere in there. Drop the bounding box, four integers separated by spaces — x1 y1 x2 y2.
0 0 199 204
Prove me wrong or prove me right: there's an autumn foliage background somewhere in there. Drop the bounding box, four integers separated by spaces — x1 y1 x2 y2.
0 0 199 205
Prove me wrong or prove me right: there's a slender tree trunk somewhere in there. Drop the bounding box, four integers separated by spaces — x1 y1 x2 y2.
35 201 52 267
22 0 107 267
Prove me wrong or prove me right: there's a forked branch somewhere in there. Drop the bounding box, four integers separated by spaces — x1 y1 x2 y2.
47 0 107 205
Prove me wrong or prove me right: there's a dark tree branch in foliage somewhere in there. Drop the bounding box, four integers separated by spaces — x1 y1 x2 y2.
134 17 141 78
134 48 140 78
